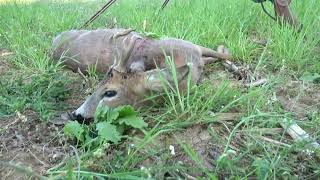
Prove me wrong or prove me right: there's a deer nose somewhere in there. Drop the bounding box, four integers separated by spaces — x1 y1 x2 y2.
71 111 85 121
71 111 92 124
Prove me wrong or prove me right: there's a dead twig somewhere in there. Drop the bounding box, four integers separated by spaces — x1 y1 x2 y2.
77 67 88 82
27 149 48 166
215 120 231 134
241 128 283 135
4 118 20 130
182 172 197 180
244 78 268 88
258 136 291 148
221 60 255 82
222 60 241 76
4 112 28 130
252 39 268 46
208 112 244 122
0 51 14 57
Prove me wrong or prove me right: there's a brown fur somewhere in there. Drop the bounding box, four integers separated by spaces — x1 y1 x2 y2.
51 28 231 120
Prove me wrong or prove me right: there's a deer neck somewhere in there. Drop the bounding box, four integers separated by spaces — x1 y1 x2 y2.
130 38 164 71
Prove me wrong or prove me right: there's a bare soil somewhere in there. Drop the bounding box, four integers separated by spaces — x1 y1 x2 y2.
0 111 71 179
0 51 82 179
276 81 320 119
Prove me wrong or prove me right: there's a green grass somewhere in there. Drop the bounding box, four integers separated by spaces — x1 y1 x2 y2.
0 0 320 179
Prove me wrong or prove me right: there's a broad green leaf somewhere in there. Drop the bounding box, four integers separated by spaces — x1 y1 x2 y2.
107 109 120 122
116 105 137 117
116 105 147 129
118 115 147 129
94 104 108 121
63 121 84 141
94 104 119 122
96 122 121 143
253 158 270 180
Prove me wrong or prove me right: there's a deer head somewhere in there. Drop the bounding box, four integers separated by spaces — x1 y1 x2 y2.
71 35 190 122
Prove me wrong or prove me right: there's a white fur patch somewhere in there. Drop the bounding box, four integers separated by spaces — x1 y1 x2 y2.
102 95 118 102
75 98 89 115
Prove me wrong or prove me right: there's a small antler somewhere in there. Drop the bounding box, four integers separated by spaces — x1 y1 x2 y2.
111 29 140 73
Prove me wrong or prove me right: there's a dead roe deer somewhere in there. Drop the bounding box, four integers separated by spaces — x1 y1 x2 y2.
52 28 231 122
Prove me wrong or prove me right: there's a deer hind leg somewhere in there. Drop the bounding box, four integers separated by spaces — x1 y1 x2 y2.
202 57 219 64
199 45 231 63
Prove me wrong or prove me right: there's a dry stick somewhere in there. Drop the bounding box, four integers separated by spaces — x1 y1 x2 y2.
4 117 20 130
0 51 14 57
27 149 48 166
182 172 197 180
220 57 268 88
241 128 284 135
222 60 241 76
77 67 88 82
244 78 268 88
215 120 231 134
258 136 291 148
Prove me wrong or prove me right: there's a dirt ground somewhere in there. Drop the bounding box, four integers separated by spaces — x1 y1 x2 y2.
276 81 320 119
0 111 71 179
0 49 75 179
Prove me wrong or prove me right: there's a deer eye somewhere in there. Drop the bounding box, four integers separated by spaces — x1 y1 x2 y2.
103 90 117 98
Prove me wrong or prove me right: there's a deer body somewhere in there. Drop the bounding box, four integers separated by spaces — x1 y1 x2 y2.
52 28 231 121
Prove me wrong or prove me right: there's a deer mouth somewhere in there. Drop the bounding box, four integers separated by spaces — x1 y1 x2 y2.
49 111 93 125
70 111 93 124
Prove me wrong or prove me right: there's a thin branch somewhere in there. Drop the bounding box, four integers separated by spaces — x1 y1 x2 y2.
244 78 268 87
208 112 244 122
77 67 88 82
258 136 291 148
27 149 48 166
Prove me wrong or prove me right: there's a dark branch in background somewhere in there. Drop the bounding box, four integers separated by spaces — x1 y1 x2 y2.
260 2 276 21
80 0 300 30
161 0 276 21
161 0 170 9
80 0 117 29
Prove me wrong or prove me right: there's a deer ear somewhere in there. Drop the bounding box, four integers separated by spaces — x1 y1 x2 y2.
143 65 190 92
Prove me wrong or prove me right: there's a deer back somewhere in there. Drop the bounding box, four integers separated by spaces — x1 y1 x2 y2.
52 29 142 73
